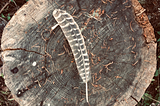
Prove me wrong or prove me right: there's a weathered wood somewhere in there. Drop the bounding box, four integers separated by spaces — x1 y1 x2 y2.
0 0 156 106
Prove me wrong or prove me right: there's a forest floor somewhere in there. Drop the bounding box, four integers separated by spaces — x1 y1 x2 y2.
0 0 160 106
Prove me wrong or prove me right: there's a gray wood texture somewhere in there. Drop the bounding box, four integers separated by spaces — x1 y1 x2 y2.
0 0 157 106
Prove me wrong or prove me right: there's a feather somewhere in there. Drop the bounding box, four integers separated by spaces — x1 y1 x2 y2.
52 9 91 102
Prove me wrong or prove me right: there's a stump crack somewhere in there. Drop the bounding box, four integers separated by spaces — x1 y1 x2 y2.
130 95 139 103
2 48 46 56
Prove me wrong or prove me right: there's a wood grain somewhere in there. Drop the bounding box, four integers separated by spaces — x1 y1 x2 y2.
0 0 157 106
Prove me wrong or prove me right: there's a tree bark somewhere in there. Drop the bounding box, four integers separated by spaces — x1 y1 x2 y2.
1 0 156 106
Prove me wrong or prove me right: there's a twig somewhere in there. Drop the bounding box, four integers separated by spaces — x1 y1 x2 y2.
0 0 11 14
11 0 17 7
145 95 160 104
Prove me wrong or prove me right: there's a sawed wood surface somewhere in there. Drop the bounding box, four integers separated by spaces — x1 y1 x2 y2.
1 0 156 105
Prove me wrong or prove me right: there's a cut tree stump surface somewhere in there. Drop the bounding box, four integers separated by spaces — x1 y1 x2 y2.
0 0 157 106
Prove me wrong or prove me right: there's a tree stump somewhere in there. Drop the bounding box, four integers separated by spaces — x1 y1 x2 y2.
0 0 157 105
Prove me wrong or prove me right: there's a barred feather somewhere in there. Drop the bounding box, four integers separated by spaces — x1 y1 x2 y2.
53 9 91 102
